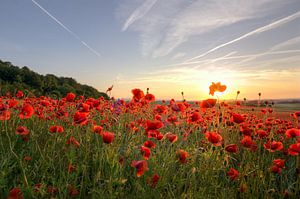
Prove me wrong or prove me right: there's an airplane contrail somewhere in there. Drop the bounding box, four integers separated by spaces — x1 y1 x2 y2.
184 10 300 63
31 0 101 57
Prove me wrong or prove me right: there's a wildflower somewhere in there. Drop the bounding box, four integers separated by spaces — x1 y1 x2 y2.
16 126 29 136
93 125 103 134
106 85 113 93
225 144 238 153
285 128 300 139
68 185 79 197
49 125 64 133
240 136 253 148
177 149 188 164
227 168 239 181
66 92 76 102
140 146 151 160
264 141 283 152
200 99 217 109
188 112 202 123
273 159 285 169
209 82 227 96
205 132 223 146
16 91 24 98
73 111 89 125
131 160 148 177
0 111 10 120
145 120 164 132
68 163 76 173
231 113 245 124
144 93 155 102
144 140 156 148
19 104 34 119
131 88 145 102
101 132 115 144
165 132 178 143
288 143 300 156
7 187 23 199
148 174 160 188
66 137 80 147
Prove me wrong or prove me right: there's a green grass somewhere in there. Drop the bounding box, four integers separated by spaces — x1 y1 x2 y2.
0 98 299 198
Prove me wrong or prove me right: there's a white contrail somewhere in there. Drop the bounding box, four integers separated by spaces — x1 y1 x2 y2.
31 0 101 57
184 10 300 63
122 0 158 31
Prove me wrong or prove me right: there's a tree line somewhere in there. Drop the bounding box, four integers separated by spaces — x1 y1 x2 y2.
0 59 108 99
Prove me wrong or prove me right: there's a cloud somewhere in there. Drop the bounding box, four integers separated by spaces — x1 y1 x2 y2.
270 35 300 51
185 10 300 62
122 0 158 31
31 0 101 57
118 0 286 58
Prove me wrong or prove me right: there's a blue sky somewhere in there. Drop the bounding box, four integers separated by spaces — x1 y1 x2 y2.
1 0 300 100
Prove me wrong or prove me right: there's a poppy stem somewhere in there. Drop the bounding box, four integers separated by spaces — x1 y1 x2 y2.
5 122 29 187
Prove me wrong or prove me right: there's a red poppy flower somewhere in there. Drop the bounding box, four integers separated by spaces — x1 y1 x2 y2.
240 125 252 136
264 141 283 152
256 129 269 139
225 144 238 153
131 88 145 102
294 111 300 117
270 165 281 174
66 92 76 102
47 186 58 195
285 128 300 139
68 163 76 173
16 126 29 136
16 90 24 99
288 143 300 156
7 187 23 199
23 156 32 161
145 120 164 132
231 113 245 124
8 99 18 108
144 140 156 148
49 125 64 133
73 111 89 125
106 85 113 93
227 168 239 181
144 93 155 102
273 159 285 169
148 174 160 188
0 110 10 120
200 99 217 108
177 149 188 164
188 112 202 123
66 137 80 147
131 160 148 177
205 132 223 146
93 125 103 134
19 104 34 119
209 82 227 96
165 132 178 143
140 146 151 160
68 185 79 197
101 132 115 144
240 136 253 148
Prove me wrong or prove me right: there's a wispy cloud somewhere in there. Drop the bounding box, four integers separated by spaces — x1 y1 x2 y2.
185 10 300 62
118 0 288 58
122 0 158 31
31 0 101 57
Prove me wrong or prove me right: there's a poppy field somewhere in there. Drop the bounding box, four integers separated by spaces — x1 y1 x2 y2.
1 83 300 198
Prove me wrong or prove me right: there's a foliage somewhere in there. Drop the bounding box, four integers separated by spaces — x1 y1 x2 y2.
0 59 108 99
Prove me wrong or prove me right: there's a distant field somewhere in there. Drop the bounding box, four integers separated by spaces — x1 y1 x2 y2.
273 103 300 112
